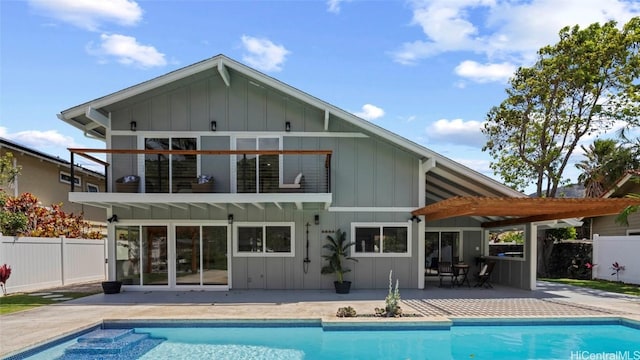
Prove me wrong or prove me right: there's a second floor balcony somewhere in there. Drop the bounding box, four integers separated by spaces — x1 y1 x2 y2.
68 148 333 210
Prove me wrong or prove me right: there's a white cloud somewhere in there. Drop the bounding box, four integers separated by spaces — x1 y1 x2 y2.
28 0 142 31
354 104 385 121
241 35 290 72
0 128 82 151
327 0 348 13
392 0 640 70
427 118 486 147
454 60 516 83
454 157 493 176
88 33 167 68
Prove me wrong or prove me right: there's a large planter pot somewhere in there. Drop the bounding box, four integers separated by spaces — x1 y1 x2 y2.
334 281 352 294
101 281 122 294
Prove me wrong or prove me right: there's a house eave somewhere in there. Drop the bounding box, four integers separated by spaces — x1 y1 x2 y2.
69 192 333 211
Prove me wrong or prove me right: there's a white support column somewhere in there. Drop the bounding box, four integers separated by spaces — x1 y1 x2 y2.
526 222 538 290
592 234 599 280
417 158 427 289
106 208 116 281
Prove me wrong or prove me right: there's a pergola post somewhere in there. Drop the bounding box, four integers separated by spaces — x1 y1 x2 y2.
525 222 538 290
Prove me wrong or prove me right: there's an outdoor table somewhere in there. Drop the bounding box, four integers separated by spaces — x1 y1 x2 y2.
453 263 471 287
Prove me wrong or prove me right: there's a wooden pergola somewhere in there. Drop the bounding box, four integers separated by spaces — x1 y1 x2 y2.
412 196 640 228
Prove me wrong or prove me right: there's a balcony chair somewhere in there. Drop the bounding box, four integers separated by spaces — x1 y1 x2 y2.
191 175 214 193
279 172 304 192
115 175 140 193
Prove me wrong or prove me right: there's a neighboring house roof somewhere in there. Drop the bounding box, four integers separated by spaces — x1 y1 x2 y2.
0 137 104 178
600 170 640 199
58 54 523 199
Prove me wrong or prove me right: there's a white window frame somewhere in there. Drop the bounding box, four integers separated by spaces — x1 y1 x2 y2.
351 222 411 258
59 171 81 187
87 182 100 192
484 226 526 262
137 135 201 193
233 222 295 257
425 229 463 263
231 135 282 193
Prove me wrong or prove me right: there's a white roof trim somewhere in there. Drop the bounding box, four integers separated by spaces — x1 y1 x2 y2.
59 54 522 198
601 173 634 198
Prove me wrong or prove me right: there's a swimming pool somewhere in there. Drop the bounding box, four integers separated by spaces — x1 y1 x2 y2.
15 318 640 360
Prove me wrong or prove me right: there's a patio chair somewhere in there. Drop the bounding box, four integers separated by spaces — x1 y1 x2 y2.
438 261 455 287
474 261 496 288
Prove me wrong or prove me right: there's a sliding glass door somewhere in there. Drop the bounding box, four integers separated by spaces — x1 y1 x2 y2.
175 225 228 286
425 231 460 273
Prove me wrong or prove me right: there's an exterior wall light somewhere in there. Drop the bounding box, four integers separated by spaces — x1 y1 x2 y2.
228 214 234 224
314 214 320 225
130 121 137 131
285 121 291 132
211 121 217 131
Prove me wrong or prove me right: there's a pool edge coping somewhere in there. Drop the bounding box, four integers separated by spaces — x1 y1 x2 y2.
6 315 640 359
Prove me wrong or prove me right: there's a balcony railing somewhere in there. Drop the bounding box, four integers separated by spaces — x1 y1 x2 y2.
68 149 332 195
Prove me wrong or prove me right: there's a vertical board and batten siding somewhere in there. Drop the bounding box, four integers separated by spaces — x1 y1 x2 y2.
103 65 423 289
462 231 483 273
0 236 105 293
111 136 137 189
592 212 640 236
592 235 640 285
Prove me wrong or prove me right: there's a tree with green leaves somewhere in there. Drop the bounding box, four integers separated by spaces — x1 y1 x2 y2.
0 152 21 188
576 139 640 197
483 18 640 197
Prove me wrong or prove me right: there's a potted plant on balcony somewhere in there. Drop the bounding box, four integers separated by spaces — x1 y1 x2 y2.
321 229 357 294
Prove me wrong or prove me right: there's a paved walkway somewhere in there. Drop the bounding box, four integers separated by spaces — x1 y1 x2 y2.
1 281 639 358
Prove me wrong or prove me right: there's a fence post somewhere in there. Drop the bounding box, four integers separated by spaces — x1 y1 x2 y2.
60 236 66 286
592 234 599 280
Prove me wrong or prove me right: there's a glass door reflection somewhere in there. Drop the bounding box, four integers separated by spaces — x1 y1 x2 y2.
175 225 228 286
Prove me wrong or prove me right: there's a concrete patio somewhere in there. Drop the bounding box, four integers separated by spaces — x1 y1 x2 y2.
2 281 639 358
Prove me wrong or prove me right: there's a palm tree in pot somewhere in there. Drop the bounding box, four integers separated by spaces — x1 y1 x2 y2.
321 229 358 293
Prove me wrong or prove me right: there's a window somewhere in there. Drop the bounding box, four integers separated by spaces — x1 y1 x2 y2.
351 223 410 257
235 137 280 193
234 222 294 257
487 227 524 258
87 183 99 192
59 171 81 187
627 229 640 236
144 137 197 193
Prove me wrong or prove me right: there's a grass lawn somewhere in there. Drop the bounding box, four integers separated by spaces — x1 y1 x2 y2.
0 291 100 315
541 278 640 296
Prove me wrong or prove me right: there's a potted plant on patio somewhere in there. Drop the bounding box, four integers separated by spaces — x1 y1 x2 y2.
101 280 122 294
321 229 357 294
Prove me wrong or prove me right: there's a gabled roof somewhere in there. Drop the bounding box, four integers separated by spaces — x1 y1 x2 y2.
58 54 523 198
601 170 640 198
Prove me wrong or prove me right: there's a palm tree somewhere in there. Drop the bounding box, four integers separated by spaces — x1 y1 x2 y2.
576 139 639 197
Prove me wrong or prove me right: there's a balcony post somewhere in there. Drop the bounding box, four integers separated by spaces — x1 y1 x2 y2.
70 151 75 193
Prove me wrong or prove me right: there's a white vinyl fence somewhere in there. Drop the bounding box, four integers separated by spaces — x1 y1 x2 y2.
0 235 106 294
592 234 640 285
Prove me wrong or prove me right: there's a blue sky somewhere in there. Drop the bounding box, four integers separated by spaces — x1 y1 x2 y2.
1 0 639 193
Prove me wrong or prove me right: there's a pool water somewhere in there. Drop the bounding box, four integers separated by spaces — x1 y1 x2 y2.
20 321 640 360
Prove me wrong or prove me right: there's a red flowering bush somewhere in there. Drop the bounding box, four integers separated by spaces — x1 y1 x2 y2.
0 264 11 295
0 190 103 239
